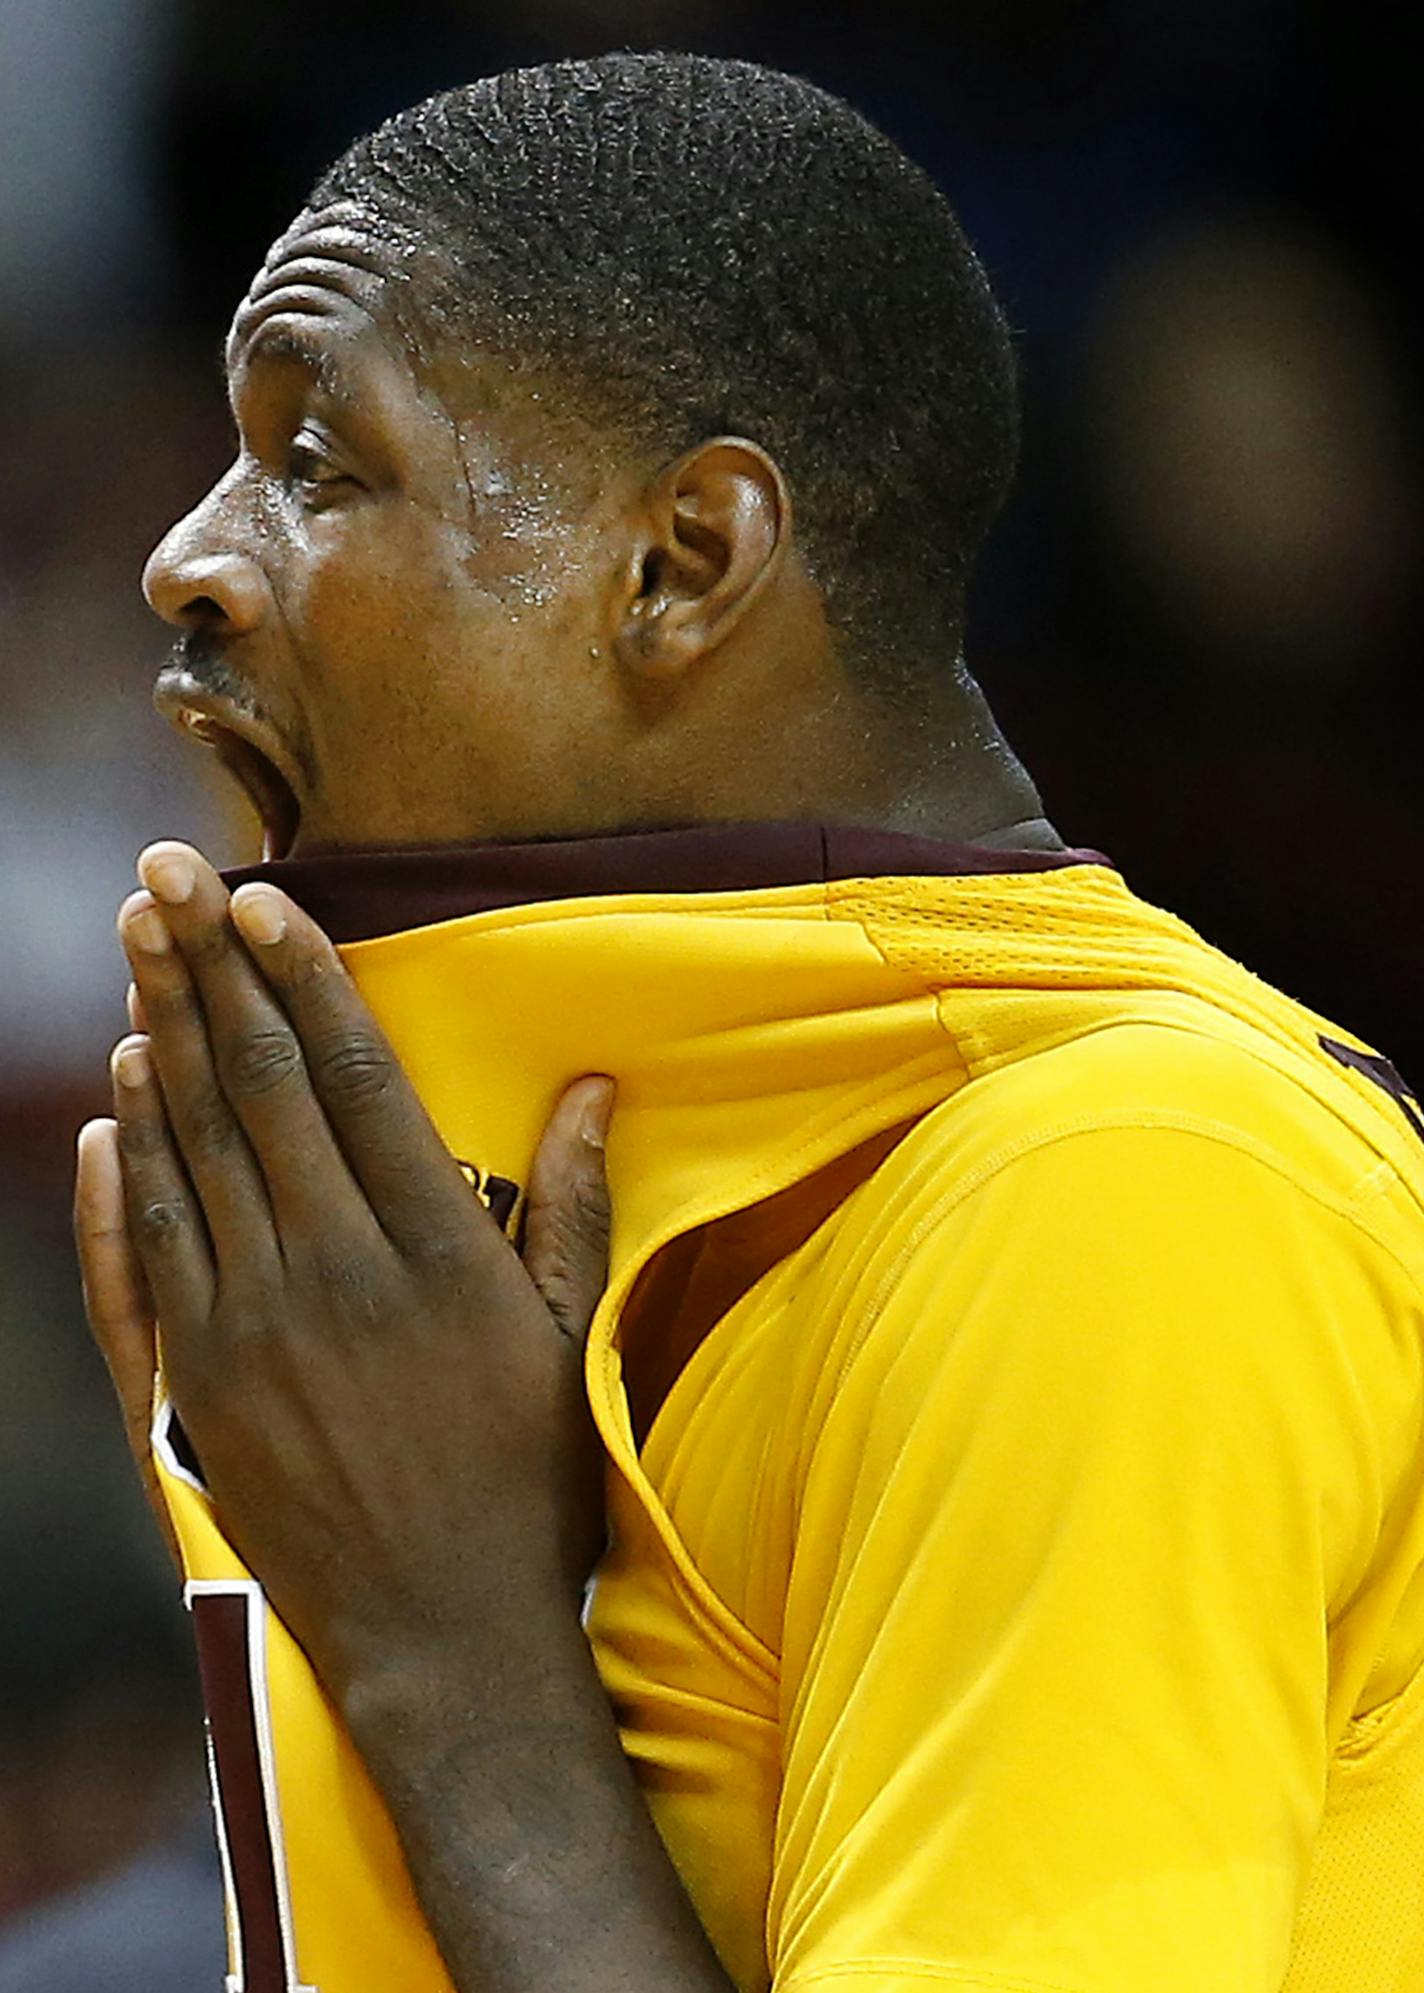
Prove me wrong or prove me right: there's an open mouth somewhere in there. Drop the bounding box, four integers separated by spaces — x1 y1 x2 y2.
163 698 304 862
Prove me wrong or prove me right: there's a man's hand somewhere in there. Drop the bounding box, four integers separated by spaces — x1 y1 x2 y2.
74 839 614 1699
73 840 733 1993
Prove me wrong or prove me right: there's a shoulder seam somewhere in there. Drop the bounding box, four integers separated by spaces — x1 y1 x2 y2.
824 886 981 1074
834 1112 1422 1395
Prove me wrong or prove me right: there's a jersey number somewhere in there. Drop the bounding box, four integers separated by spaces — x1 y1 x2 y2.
187 1580 315 1993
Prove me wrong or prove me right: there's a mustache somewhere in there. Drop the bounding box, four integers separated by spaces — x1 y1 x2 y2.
153 634 275 734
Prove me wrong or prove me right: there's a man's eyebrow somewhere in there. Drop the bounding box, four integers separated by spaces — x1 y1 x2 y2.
224 325 350 399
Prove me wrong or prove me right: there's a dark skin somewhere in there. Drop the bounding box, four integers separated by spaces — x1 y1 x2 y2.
74 203 1060 1990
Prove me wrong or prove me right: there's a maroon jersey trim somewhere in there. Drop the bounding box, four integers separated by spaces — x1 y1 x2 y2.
189 1587 291 1991
223 820 1112 946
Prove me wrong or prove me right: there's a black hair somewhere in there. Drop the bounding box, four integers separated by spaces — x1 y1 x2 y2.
311 53 1019 698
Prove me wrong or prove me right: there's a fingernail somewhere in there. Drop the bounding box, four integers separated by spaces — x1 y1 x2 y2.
140 849 196 905
231 886 286 945
123 905 171 955
112 1037 151 1088
580 1077 615 1149
76 1116 117 1158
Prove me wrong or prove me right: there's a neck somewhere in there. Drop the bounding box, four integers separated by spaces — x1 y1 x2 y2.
700 665 1062 853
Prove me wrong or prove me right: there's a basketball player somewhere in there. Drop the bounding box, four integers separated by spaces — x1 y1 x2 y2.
74 54 1424 1993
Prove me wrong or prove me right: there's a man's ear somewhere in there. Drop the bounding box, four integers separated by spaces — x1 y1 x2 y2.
611 438 790 682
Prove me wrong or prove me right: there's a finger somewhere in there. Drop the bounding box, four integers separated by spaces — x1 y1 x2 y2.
126 980 147 1033
75 1116 157 1446
133 844 363 1236
229 881 481 1256
74 1118 181 1569
110 1033 215 1333
119 883 278 1255
522 1077 614 1346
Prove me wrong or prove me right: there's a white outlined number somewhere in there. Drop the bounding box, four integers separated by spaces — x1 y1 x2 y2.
186 1579 316 1993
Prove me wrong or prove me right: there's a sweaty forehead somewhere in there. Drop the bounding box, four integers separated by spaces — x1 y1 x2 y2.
226 202 426 377
224 199 621 494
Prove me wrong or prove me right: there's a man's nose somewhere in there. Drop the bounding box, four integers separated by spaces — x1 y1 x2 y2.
142 493 270 636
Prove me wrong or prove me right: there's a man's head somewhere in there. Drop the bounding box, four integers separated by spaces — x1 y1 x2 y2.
144 53 1020 856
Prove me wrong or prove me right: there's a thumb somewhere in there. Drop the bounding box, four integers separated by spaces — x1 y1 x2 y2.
522 1076 615 1345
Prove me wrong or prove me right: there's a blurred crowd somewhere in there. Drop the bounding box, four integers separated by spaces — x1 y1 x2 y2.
1 0 1419 1966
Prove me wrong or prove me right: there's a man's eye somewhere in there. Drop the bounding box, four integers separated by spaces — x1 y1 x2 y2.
288 440 349 492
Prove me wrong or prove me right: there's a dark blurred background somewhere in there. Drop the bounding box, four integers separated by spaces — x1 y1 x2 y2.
1 0 1419 1967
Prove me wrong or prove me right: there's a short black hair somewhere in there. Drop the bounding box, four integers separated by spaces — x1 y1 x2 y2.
311 53 1019 699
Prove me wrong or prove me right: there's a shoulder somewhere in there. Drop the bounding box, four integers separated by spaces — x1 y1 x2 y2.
869 1009 1414 1245
797 1015 1424 1420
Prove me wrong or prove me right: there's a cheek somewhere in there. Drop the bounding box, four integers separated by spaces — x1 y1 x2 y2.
275 491 611 838
297 496 598 702
296 506 460 664
289 508 520 789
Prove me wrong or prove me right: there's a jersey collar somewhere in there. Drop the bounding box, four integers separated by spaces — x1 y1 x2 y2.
223 819 1110 943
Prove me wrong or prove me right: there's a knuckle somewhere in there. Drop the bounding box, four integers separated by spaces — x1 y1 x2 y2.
566 1171 612 1253
137 1196 190 1246
222 1026 302 1099
536 1188 609 1307
313 1033 392 1110
538 1268 583 1331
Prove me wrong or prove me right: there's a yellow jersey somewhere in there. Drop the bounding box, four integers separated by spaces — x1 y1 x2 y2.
153 824 1424 1993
